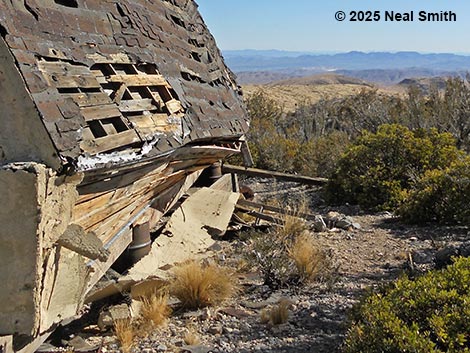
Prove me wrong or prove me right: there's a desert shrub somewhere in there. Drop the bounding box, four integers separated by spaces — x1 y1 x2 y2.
343 257 470 353
169 260 238 309
244 77 470 177
245 201 331 288
245 90 349 176
326 124 461 210
294 130 351 178
399 156 470 224
260 298 291 325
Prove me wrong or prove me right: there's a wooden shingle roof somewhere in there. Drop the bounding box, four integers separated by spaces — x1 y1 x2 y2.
0 0 248 170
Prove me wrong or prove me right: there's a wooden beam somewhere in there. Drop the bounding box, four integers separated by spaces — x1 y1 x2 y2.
222 164 328 186
119 98 156 112
81 104 122 121
80 129 141 154
107 74 167 86
235 204 283 224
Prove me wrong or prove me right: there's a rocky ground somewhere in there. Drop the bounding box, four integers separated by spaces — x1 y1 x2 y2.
43 179 470 353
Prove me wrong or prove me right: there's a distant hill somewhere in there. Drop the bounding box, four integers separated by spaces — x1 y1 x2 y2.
242 73 380 113
273 74 371 87
336 69 466 85
397 77 449 94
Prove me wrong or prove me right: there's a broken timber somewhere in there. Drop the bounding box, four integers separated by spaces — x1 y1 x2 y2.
235 199 319 226
222 164 328 186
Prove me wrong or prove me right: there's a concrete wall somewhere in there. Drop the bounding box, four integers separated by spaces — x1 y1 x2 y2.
0 163 80 336
0 165 41 335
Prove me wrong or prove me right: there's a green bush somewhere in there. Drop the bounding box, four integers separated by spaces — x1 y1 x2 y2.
344 257 470 353
399 157 470 224
294 131 351 178
325 124 461 210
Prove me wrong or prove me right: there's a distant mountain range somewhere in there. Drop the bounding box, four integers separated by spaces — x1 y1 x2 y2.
224 50 470 85
223 50 470 72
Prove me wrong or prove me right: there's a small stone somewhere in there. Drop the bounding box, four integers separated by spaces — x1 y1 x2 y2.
156 344 167 351
335 216 355 230
435 246 459 268
352 222 362 230
223 327 233 334
312 215 327 232
208 325 223 335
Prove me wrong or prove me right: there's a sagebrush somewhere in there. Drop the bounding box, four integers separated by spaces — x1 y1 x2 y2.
325 124 461 210
344 257 470 352
399 156 470 224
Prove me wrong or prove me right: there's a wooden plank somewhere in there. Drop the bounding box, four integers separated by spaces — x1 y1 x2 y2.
107 74 167 86
79 162 168 195
50 74 102 89
150 113 172 126
39 61 90 76
128 114 156 129
77 171 186 232
222 164 329 186
68 92 112 107
38 62 101 89
74 163 170 221
235 204 283 224
80 104 122 121
79 145 240 186
113 83 128 104
119 98 156 112
80 129 141 154
165 99 183 114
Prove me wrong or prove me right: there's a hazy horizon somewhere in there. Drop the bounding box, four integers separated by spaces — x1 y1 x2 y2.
222 49 470 56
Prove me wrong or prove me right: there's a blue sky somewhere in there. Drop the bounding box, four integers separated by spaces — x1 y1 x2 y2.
196 0 470 53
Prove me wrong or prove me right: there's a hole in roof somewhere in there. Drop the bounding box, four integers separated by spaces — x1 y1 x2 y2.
88 120 107 138
54 0 78 8
0 24 7 39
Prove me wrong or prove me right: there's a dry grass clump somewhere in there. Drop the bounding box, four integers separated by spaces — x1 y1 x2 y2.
140 290 172 327
114 319 135 353
288 233 328 282
276 199 309 239
260 299 291 325
170 260 238 309
183 327 201 346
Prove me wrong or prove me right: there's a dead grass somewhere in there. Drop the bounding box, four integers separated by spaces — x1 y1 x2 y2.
183 328 201 346
140 290 172 327
170 260 238 309
260 299 291 325
277 199 309 240
114 319 134 353
288 233 328 282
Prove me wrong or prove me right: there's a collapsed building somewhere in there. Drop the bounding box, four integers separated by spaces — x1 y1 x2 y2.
0 0 249 350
